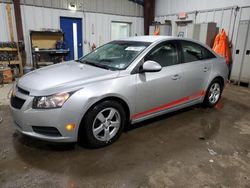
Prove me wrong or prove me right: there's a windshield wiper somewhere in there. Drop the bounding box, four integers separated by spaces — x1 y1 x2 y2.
99 59 113 62
84 60 112 70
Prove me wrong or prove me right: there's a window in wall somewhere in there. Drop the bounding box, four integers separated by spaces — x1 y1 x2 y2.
111 22 131 40
146 42 178 67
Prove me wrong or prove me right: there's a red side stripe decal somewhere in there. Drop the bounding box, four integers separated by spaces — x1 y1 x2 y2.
132 90 206 120
189 90 206 100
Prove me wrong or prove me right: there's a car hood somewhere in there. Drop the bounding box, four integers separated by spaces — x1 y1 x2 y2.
17 61 119 96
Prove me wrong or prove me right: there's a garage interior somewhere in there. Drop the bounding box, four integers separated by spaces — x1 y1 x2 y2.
0 0 250 187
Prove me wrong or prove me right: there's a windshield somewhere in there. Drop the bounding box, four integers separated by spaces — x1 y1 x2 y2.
78 41 151 70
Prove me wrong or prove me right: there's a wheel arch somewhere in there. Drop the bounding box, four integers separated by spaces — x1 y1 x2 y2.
210 76 225 88
77 96 131 141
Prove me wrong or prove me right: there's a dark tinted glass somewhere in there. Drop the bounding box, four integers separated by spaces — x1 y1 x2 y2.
181 41 215 63
201 45 216 59
146 42 178 67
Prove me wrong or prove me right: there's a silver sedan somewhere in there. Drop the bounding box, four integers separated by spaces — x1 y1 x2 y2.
10 36 229 148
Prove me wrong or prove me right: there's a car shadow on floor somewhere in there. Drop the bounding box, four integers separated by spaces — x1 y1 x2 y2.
13 131 76 151
126 104 202 131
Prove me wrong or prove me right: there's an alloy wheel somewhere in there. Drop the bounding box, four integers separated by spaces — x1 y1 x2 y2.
208 83 221 104
92 107 121 142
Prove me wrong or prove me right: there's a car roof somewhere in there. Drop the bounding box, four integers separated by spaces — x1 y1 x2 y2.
119 35 177 43
117 35 219 57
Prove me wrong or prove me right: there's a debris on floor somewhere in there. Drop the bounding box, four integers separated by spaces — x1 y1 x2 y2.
0 84 12 105
234 119 250 135
207 148 217 156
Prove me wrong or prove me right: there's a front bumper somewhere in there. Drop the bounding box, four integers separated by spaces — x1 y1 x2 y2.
10 90 81 143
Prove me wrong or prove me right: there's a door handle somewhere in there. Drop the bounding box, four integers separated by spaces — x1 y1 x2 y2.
171 74 180 80
203 67 209 72
246 50 250 55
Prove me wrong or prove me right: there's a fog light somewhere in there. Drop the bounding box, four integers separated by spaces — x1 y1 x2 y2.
66 124 75 131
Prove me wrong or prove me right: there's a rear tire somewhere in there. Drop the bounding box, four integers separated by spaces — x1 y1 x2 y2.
203 78 223 107
78 100 126 148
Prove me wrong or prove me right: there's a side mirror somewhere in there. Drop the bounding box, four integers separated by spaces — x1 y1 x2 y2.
140 60 162 73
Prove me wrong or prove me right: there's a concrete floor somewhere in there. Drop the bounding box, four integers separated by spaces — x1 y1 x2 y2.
0 84 250 187
0 84 12 106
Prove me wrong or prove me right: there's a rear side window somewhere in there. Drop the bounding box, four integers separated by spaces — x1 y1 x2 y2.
180 41 215 63
146 42 178 67
201 46 216 59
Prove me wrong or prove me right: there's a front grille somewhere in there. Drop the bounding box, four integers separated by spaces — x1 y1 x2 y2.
32 126 62 137
10 96 26 109
17 86 30 95
15 121 22 130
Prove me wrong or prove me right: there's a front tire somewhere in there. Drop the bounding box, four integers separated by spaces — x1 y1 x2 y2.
79 100 126 148
203 78 223 107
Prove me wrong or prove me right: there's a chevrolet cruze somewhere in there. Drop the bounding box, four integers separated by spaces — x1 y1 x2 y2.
10 36 228 148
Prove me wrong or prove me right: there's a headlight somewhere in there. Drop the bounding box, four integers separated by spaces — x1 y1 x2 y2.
33 92 70 109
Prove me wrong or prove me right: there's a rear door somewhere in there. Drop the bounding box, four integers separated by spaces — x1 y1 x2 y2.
178 40 216 100
133 41 183 120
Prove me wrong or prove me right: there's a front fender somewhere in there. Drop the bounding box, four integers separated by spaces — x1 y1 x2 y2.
62 74 137 133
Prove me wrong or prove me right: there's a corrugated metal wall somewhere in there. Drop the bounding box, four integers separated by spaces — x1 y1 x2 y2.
1 0 143 17
155 0 250 16
0 3 17 41
0 1 144 65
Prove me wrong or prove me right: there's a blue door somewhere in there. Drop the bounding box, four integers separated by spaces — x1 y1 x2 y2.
60 17 83 61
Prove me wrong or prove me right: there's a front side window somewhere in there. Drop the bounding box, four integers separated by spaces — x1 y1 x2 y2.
79 41 150 70
180 41 216 63
146 42 178 67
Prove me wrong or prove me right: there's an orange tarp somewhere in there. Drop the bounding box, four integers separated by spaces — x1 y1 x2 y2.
212 29 231 65
154 25 160 35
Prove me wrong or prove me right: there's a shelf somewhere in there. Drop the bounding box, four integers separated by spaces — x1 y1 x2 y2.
0 60 21 65
37 61 54 64
33 49 69 54
0 47 18 52
175 19 193 23
30 30 64 35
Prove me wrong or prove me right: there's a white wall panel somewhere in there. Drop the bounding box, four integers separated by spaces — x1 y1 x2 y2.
206 11 215 22
0 3 17 42
0 3 9 41
156 0 250 16
241 7 250 20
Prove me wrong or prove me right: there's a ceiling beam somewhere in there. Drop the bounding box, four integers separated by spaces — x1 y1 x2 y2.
13 0 24 41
